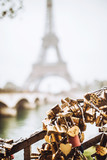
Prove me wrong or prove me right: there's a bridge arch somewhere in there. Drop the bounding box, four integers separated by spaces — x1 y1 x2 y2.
15 98 29 110
0 101 9 116
0 101 8 108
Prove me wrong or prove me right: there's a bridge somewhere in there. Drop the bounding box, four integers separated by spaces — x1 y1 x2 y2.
0 92 58 116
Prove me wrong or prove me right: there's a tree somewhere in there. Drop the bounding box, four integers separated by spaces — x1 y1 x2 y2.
3 82 21 91
0 0 23 19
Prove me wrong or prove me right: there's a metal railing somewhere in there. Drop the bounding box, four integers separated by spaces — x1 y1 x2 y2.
0 129 106 160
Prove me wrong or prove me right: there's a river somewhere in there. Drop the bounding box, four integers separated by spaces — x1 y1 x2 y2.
0 103 100 160
0 104 53 159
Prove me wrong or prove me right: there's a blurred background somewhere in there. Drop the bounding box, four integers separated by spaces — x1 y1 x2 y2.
0 0 107 159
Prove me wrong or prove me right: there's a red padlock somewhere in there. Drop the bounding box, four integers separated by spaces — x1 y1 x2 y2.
11 154 14 159
69 135 81 148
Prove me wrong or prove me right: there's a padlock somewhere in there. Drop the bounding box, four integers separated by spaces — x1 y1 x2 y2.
96 115 103 127
79 119 86 131
51 142 58 154
47 124 57 135
0 147 6 156
96 145 107 156
72 117 80 126
69 135 81 148
42 118 51 130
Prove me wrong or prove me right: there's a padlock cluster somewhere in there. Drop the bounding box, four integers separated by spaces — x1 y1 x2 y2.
84 88 107 126
36 88 107 160
0 138 14 160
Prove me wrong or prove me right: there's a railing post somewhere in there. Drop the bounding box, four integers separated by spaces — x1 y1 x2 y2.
24 145 31 160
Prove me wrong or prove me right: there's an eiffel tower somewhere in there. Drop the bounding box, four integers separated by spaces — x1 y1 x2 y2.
25 0 72 91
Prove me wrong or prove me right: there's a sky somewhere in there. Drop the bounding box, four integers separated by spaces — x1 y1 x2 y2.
0 0 107 91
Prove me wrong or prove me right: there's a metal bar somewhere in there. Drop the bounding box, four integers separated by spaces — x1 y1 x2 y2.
4 131 104 159
82 133 102 150
24 145 31 160
9 130 46 155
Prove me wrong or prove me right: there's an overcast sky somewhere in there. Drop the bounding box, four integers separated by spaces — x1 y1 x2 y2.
0 0 107 89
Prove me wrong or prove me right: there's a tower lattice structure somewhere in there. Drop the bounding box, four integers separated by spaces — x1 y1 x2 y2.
25 0 72 91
